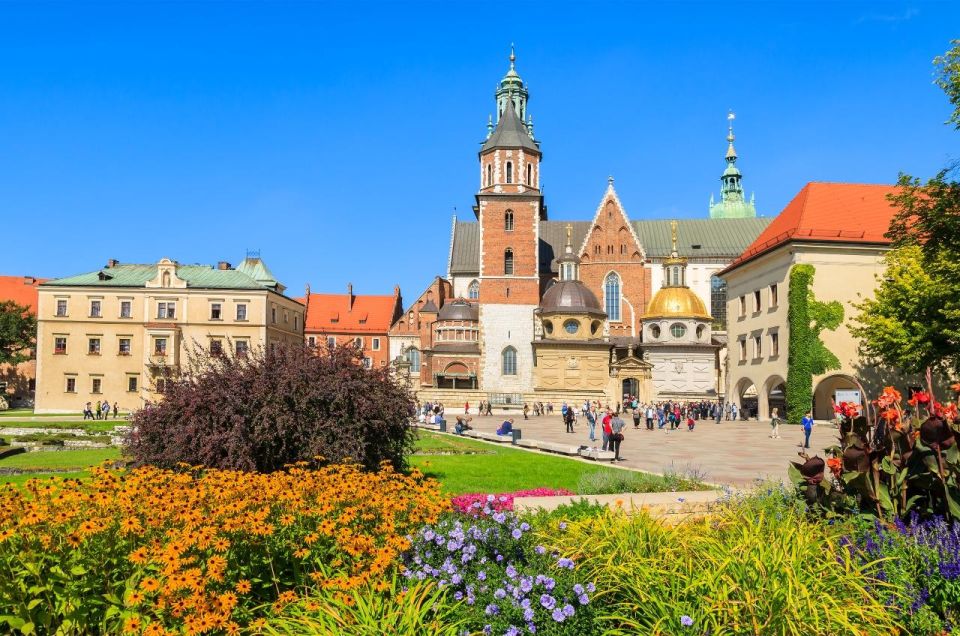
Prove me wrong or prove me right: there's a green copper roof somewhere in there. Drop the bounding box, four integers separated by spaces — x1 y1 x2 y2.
235 257 281 290
481 93 539 153
710 112 757 219
43 262 276 291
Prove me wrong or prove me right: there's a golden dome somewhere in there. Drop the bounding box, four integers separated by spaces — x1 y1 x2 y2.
644 286 711 320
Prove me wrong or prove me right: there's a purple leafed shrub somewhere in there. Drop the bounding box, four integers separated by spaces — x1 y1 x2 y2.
126 342 416 472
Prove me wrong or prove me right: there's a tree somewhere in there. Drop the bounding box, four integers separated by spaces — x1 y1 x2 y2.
127 342 417 472
786 264 843 423
0 301 37 366
934 39 960 130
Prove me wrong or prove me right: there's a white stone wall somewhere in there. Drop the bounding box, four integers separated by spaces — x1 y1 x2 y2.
647 347 717 396
388 335 419 365
479 304 536 393
450 275 478 299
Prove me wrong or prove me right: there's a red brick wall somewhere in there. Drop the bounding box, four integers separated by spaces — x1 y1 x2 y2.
478 195 541 305
578 197 651 337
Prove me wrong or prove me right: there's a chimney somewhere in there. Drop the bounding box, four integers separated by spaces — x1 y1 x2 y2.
23 276 36 285
347 283 354 312
217 261 232 270
106 259 119 268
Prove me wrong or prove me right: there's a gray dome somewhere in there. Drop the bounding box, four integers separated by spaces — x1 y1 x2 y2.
438 299 478 321
540 280 605 316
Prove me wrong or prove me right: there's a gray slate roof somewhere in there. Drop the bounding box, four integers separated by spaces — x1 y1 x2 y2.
480 99 539 153
449 217 773 275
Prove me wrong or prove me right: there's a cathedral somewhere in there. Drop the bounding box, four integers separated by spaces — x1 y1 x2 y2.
389 49 771 406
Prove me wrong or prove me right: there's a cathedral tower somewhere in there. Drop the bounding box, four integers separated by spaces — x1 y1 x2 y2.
709 112 757 219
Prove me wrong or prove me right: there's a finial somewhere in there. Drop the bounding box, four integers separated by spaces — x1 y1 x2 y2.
565 223 572 246
509 43 516 67
487 114 493 138
608 175 614 187
670 219 678 254
727 110 735 143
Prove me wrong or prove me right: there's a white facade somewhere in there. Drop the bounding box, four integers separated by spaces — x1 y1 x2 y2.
478 304 536 394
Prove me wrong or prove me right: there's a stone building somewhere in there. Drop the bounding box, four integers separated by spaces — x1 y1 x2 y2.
394 50 772 406
34 256 304 413
0 275 46 407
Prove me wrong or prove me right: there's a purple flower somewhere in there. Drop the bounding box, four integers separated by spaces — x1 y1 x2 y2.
573 583 584 595
512 528 523 539
557 557 575 569
681 615 694 627
423 529 435 541
559 522 567 530
485 603 499 616
483 625 492 635
521 522 531 531
523 607 535 621
551 608 566 622
505 627 520 636
477 571 487 581
506 564 518 578
562 604 575 617
494 588 507 600
543 577 556 591
520 577 533 593
454 591 463 600
586 582 596 593
540 594 556 610
577 593 589 605
535 545 546 555
496 554 504 562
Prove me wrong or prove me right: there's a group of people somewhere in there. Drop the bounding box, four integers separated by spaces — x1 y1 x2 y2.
83 400 118 420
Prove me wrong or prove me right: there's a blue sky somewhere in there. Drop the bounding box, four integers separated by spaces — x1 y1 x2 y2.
1 1 958 302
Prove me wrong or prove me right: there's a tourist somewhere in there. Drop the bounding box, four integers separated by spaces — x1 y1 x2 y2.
601 409 613 451
645 405 654 430
102 400 110 419
586 407 597 442
496 418 514 436
523 403 530 420
714 402 722 424
632 406 641 430
731 403 739 421
95 401 102 420
687 412 695 431
464 401 470 414
802 411 814 449
485 401 493 416
770 407 782 439
564 407 574 434
112 402 119 419
82 402 93 420
454 416 473 435
610 412 625 461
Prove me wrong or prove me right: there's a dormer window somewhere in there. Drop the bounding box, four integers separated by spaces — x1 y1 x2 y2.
505 162 513 184
505 210 514 231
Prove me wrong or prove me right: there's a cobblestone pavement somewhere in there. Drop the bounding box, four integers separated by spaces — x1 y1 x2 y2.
451 411 836 488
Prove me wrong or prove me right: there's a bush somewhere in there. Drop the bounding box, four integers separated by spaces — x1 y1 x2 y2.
404 511 599 635
127 343 417 472
575 466 707 495
544 490 900 634
451 489 574 515
0 462 448 634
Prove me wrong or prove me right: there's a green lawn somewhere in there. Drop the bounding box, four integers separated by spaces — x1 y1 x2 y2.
411 431 654 495
0 420 123 433
0 448 121 471
0 471 92 488
0 409 77 418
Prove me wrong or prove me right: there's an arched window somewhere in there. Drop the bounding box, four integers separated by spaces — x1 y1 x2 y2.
505 162 513 184
406 347 421 372
504 249 514 275
526 163 532 185
605 272 621 322
501 346 517 376
505 210 514 231
486 164 492 187
468 280 479 299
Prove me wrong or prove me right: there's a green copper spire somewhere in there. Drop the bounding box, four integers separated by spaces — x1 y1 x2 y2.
709 111 757 219
490 44 535 144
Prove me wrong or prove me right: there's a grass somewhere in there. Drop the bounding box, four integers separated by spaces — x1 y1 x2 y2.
0 409 81 418
0 420 123 433
0 471 92 488
0 447 121 471
410 431 703 496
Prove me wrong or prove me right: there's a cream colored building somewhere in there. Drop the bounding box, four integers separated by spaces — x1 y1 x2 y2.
35 257 304 414
720 182 905 421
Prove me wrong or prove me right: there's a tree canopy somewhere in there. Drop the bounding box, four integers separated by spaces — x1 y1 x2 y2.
0 301 37 366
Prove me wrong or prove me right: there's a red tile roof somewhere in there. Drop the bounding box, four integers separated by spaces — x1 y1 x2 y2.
300 292 400 334
721 182 899 274
0 276 47 313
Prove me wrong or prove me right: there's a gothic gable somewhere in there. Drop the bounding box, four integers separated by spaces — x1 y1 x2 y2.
577 183 646 264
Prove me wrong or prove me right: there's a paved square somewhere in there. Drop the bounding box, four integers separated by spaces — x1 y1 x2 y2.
453 412 835 488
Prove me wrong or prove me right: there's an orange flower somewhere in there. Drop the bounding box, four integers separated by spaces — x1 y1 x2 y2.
234 579 251 594
128 547 149 564
951 382 960 393
141 577 160 593
123 616 142 634
826 457 843 478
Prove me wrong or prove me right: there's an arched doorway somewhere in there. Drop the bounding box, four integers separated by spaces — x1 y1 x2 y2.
764 375 787 421
734 377 758 420
813 374 863 421
622 378 639 401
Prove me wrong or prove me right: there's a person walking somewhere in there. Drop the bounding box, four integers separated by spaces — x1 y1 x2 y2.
564 407 575 433
610 412 625 461
802 410 814 448
601 409 613 451
632 406 641 430
523 403 530 420
95 401 102 420
586 407 597 442
464 401 470 415
770 407 782 439
112 402 119 419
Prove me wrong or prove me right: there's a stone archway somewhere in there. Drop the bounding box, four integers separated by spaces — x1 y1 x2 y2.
813 374 863 421
733 377 758 420
762 375 787 421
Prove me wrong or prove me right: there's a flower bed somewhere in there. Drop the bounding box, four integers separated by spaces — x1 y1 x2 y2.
0 462 448 634
451 489 574 515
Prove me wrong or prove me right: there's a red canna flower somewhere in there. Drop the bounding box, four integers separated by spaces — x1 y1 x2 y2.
876 386 903 408
826 457 843 479
909 391 931 407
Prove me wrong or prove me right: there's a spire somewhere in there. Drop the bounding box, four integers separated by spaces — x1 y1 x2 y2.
725 110 737 161
481 91 540 153
670 219 678 256
557 222 580 280
492 44 533 141
509 42 516 69
663 220 689 287
709 110 757 219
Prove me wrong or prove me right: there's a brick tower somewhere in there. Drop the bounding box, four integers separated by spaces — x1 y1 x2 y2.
473 46 546 395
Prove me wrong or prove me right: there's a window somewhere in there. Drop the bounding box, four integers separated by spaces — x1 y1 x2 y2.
770 332 780 357
327 336 336 348
739 338 747 362
594 245 600 255
271 307 276 323
54 337 67 354
526 163 532 185
89 300 102 318
671 323 686 338
65 377 76 393
362 357 372 369
649 324 661 339
406 347 421 372
710 275 727 329
236 304 247 321
604 272 621 322
563 319 579 334
155 378 167 393
119 338 131 355
210 303 222 320
210 340 223 356
354 337 363 349
753 290 761 313
308 336 316 347
88 338 101 355
501 346 517 376
235 340 249 357
120 300 132 318
294 314 300 331
154 338 167 356
505 161 513 184
91 378 102 394
157 302 176 319
468 280 479 300
770 284 779 308
754 335 762 358
56 299 68 317
372 337 380 351
505 210 514 231
504 249 514 275
284 310 289 324
486 164 492 186
127 376 138 392
739 296 746 318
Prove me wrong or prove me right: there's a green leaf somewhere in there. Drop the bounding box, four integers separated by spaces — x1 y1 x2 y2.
69 566 86 576
26 598 43 611
20 622 35 635
0 616 26 630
